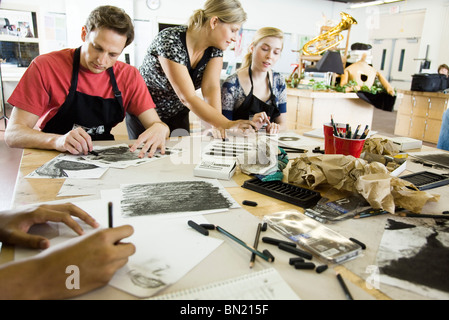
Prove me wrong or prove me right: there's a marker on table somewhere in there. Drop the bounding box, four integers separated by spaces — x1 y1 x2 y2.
108 201 113 228
336 272 354 300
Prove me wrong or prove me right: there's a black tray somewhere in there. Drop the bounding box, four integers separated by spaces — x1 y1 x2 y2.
242 178 321 208
400 171 449 190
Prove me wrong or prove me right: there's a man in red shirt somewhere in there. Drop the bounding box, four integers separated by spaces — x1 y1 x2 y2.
5 5 169 158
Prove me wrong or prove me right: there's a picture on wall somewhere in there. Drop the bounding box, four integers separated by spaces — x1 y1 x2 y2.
0 9 37 38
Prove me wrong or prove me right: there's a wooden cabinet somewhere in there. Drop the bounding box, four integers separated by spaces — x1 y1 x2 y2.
394 90 448 144
286 95 299 130
286 88 374 131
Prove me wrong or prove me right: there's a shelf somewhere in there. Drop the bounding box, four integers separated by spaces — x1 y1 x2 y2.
0 35 39 43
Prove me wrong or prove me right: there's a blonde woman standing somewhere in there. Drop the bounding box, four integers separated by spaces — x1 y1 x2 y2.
126 0 254 138
221 27 287 134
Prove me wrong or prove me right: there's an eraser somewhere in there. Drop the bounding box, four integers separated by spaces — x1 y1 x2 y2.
188 220 209 236
242 200 258 207
289 257 304 265
316 265 328 274
294 262 315 270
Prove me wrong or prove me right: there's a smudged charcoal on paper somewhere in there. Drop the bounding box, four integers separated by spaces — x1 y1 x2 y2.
377 218 449 297
35 159 99 178
121 181 233 217
93 145 139 162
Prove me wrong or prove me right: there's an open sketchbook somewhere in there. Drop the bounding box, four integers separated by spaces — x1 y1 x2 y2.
148 268 300 300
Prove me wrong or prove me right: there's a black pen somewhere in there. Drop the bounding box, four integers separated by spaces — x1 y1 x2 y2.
108 201 113 228
336 273 353 300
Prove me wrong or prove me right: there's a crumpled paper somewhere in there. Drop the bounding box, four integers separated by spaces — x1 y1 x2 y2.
362 137 400 156
237 136 279 176
288 154 439 214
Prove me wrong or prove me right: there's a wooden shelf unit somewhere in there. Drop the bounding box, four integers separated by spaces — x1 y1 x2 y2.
394 90 448 144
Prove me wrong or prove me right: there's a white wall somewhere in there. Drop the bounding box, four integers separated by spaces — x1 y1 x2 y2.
349 0 449 73
1 0 448 73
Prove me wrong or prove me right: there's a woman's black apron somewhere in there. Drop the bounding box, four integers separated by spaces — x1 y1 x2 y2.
233 67 280 121
43 47 124 140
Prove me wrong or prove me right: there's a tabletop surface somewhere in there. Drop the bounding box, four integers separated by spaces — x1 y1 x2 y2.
2 133 449 300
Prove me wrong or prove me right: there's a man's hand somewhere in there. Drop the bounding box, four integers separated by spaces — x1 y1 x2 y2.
129 121 170 158
55 127 94 155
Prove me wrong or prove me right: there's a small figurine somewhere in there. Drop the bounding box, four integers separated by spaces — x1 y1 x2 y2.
340 53 395 96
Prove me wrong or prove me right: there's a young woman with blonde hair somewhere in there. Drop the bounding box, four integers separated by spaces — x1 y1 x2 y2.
126 0 254 138
221 27 287 134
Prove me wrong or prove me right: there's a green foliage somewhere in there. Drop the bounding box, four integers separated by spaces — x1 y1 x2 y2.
309 78 392 94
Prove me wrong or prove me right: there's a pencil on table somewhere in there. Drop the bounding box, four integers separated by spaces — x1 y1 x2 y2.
108 201 113 228
216 225 273 262
249 223 262 268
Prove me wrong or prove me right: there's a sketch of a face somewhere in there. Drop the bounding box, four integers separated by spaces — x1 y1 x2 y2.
128 270 166 288
127 259 170 289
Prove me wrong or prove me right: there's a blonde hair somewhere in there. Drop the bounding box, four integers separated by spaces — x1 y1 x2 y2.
188 0 247 30
241 27 284 70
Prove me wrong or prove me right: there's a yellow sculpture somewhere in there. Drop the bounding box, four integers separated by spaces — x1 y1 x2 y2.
302 12 357 56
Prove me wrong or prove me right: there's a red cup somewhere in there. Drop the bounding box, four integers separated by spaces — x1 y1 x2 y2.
333 135 366 158
323 122 346 154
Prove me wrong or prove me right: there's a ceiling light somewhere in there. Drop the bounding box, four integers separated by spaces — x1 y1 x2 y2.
350 0 403 9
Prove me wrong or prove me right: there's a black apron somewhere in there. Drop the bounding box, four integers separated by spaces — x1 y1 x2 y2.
233 67 280 121
43 47 124 140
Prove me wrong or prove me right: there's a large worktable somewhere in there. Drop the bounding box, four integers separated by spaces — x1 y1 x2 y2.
1 134 448 301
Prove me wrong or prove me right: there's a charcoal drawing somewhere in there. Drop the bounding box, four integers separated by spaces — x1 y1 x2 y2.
127 269 166 289
33 158 99 178
87 145 140 163
120 181 233 217
376 217 449 298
